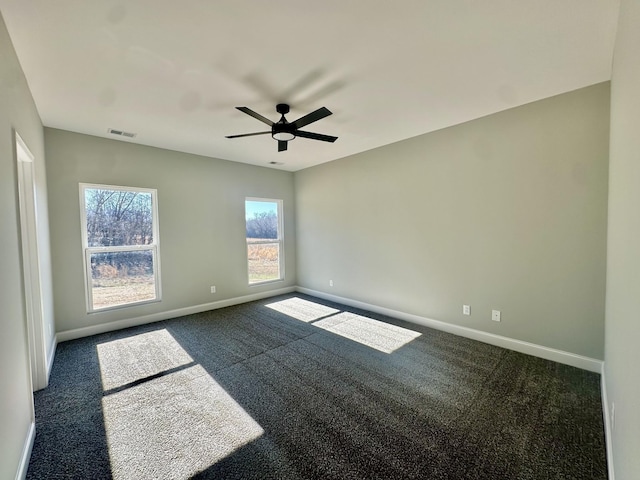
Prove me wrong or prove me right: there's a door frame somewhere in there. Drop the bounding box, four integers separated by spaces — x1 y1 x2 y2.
16 131 48 390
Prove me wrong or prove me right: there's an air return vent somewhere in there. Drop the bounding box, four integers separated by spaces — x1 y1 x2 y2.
107 128 137 138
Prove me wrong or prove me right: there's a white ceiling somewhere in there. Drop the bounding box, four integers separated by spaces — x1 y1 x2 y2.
0 0 620 171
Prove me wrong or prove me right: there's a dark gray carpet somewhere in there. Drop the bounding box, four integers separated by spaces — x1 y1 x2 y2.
27 293 607 479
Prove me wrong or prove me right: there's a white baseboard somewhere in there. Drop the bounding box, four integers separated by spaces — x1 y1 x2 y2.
15 421 35 480
45 335 57 384
56 286 296 342
54 285 603 373
296 287 603 373
600 365 615 480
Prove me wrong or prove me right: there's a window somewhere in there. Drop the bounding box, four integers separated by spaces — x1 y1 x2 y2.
80 184 161 312
245 198 283 284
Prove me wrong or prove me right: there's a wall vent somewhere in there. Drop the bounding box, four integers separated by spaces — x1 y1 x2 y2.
108 128 137 138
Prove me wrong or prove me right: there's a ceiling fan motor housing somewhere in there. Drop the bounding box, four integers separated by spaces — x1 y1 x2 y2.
273 104 296 141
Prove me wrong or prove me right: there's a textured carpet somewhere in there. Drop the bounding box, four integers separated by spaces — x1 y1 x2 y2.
27 294 607 479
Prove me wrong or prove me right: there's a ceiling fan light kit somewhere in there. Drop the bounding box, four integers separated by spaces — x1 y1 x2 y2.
226 103 337 152
272 131 295 141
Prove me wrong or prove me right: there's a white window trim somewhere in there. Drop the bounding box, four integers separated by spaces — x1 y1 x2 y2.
246 197 284 285
79 183 162 312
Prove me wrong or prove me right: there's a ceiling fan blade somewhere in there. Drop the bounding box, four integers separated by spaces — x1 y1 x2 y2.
295 130 338 143
290 106 332 129
278 140 288 152
225 131 271 139
235 107 274 126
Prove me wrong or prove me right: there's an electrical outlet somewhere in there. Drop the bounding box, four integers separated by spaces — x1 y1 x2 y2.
491 310 501 322
463 305 470 315
210 286 216 294
329 280 333 287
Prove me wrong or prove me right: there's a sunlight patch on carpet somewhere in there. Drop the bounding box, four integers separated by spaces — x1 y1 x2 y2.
313 312 422 353
101 365 264 480
265 296 339 322
266 297 422 353
97 329 194 391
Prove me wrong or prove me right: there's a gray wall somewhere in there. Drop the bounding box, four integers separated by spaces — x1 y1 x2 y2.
0 11 55 480
295 83 609 359
605 0 640 476
45 128 296 334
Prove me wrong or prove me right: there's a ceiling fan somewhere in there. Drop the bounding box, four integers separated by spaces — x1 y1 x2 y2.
226 103 337 152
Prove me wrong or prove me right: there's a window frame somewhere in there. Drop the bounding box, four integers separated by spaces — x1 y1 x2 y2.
79 183 162 313
245 197 284 285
